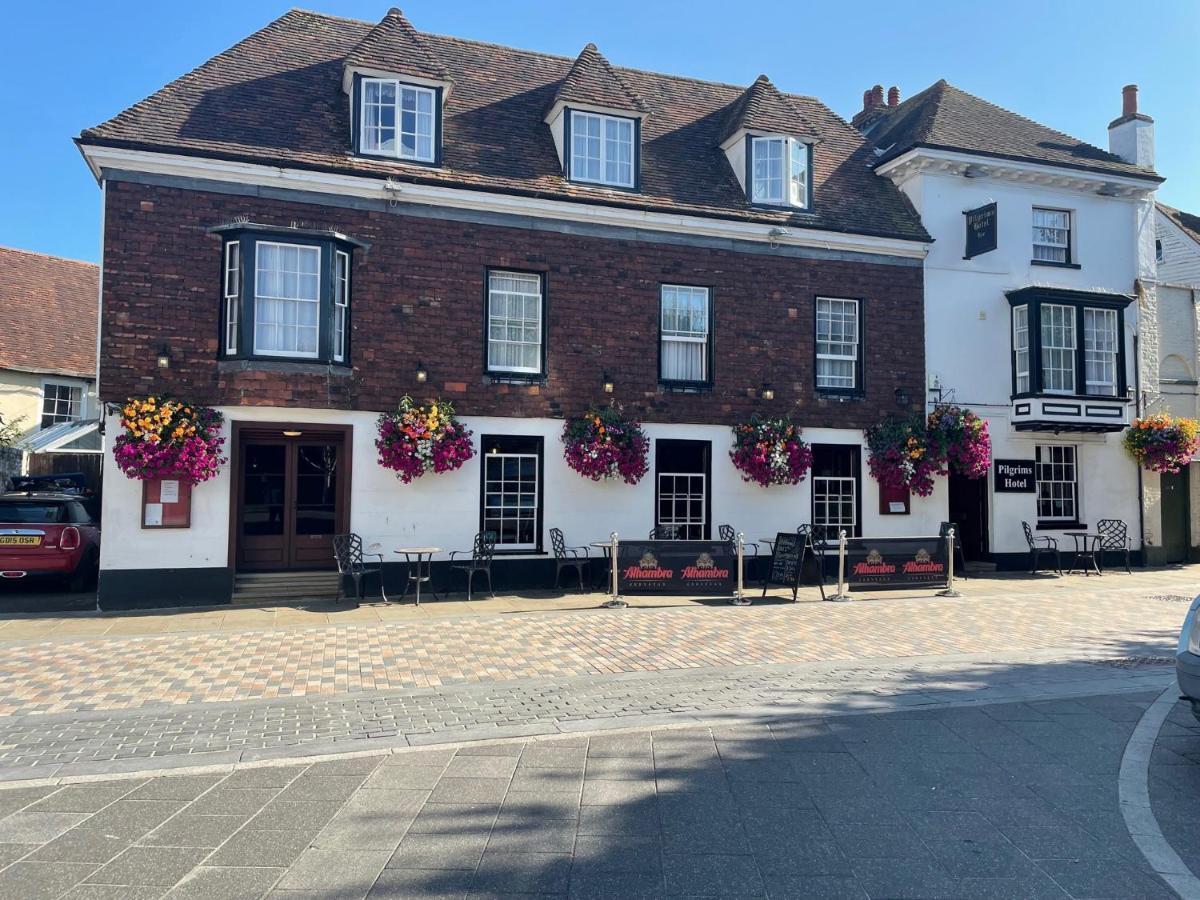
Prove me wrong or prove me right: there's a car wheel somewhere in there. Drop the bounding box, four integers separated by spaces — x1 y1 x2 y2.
67 551 96 593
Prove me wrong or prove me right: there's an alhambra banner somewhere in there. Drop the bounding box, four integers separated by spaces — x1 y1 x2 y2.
842 537 949 589
616 540 738 595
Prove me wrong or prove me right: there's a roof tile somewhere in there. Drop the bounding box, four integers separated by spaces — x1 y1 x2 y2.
0 247 98 380
549 43 645 114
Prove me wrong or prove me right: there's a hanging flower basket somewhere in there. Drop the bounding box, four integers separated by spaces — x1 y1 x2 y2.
112 397 226 484
561 403 649 484
865 414 938 497
1124 414 1200 474
729 415 813 487
376 396 476 483
927 404 992 479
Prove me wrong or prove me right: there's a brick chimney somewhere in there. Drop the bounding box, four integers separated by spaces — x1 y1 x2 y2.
1107 84 1154 168
852 84 899 133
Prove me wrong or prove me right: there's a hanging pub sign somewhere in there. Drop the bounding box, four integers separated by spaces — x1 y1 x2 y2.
617 540 737 595
964 202 998 259
843 537 948 589
993 459 1036 492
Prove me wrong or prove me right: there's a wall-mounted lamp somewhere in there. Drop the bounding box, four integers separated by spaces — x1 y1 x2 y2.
894 387 910 408
602 372 614 394
155 350 171 369
760 383 775 401
415 361 428 383
282 429 303 437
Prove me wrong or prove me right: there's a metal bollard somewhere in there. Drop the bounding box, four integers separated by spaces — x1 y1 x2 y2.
603 531 627 608
731 532 751 605
937 527 963 598
827 528 853 602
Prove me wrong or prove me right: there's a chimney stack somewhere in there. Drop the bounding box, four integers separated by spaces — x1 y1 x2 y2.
1107 84 1154 169
851 83 896 133
887 86 900 107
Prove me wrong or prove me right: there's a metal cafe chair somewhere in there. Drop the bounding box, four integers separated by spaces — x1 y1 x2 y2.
648 525 682 540
1021 521 1062 575
939 520 968 579
447 531 497 600
719 524 759 556
1096 519 1133 574
550 527 590 593
332 533 387 604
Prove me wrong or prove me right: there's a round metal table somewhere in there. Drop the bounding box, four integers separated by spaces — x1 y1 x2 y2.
394 546 441 606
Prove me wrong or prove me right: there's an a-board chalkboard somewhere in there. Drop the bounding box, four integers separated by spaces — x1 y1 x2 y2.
762 531 808 602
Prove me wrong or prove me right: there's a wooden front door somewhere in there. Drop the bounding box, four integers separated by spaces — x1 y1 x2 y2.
236 435 346 570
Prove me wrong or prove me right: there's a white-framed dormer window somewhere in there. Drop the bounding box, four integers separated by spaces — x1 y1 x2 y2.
223 241 240 355
41 382 83 429
254 242 321 359
1033 207 1071 264
333 250 350 363
750 136 809 207
569 111 634 188
360 78 436 162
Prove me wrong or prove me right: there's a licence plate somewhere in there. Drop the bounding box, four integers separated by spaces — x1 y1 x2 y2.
0 536 40 546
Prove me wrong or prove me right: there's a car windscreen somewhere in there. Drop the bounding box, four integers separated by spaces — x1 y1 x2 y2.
0 503 66 524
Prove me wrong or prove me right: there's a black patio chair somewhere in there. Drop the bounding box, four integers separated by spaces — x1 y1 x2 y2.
1022 521 1061 575
649 525 682 540
550 527 589 592
447 531 497 600
939 521 969 579
718 524 759 556
1097 519 1132 574
332 533 387 604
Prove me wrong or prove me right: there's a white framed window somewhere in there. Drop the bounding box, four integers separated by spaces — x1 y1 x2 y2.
815 297 860 391
41 382 83 429
1083 307 1118 397
657 473 706 540
483 451 539 550
223 241 240 355
487 271 543 375
360 79 436 162
812 444 860 537
1033 207 1071 263
1040 303 1076 393
1036 445 1077 522
253 241 321 358
660 285 710 383
333 250 349 363
750 136 809 207
570 112 634 188
1013 304 1030 394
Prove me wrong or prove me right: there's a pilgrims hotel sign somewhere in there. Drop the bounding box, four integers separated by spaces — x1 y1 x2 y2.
964 202 998 259
994 459 1036 493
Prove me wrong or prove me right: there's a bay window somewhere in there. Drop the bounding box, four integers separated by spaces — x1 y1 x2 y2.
255 242 321 358
749 136 810 208
1083 308 1118 396
569 111 635 188
660 285 712 386
1012 305 1030 394
359 78 437 163
1040 303 1075 394
815 297 862 393
487 270 545 377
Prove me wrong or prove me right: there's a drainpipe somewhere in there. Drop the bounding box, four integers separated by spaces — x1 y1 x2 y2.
1134 331 1144 565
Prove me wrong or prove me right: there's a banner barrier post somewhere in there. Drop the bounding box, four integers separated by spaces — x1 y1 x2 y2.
937 527 963 598
731 532 751 606
603 531 627 608
828 529 853 602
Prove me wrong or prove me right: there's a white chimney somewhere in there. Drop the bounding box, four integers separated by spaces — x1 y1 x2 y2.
1108 84 1154 168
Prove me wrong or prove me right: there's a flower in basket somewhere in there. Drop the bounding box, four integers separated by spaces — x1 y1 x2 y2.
376 396 476 483
1124 413 1200 474
561 403 649 484
865 414 939 497
729 415 813 487
112 397 226 484
926 404 991 479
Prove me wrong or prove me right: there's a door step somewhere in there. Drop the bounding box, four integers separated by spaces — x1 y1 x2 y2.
231 570 342 605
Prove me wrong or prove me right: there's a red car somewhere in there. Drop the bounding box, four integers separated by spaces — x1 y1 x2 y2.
0 493 100 591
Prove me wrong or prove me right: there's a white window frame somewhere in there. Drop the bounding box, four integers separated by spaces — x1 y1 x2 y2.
1035 444 1078 522
1083 307 1118 397
1039 303 1076 394
333 250 350 363
359 78 437 163
657 472 706 540
569 111 635 188
813 476 856 535
750 136 809 208
815 297 860 391
253 241 322 360
487 271 543 376
482 452 540 550
1013 304 1030 394
41 381 84 429
660 285 710 384
1033 207 1071 264
223 241 240 355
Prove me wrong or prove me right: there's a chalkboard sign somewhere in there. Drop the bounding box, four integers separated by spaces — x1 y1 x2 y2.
964 202 997 259
761 531 822 602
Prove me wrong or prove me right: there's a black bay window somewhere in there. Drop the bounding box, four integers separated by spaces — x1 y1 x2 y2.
1007 287 1129 399
217 228 358 365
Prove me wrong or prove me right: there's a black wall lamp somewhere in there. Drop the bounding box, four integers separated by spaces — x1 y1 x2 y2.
894 386 911 407
602 372 614 394
155 347 171 369
760 382 775 401
415 361 428 383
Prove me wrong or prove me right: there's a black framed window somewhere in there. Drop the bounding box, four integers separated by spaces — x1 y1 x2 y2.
41 382 83 429
1032 207 1072 265
811 444 861 537
486 270 545 378
659 285 712 387
747 136 811 208
1035 444 1078 523
480 435 544 552
654 439 711 540
815 297 863 394
220 233 354 365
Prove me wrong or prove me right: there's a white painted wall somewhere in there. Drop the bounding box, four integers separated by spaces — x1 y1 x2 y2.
98 409 945 572
1156 210 1200 287
0 371 95 438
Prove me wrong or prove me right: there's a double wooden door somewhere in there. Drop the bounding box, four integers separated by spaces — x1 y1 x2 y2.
236 435 346 570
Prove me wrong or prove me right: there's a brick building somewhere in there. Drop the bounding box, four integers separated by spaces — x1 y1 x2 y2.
78 9 936 606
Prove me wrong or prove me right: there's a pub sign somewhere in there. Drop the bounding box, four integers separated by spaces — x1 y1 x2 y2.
993 459 1036 493
964 202 998 259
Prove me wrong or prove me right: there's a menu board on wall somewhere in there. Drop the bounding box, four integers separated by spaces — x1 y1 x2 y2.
141 478 192 529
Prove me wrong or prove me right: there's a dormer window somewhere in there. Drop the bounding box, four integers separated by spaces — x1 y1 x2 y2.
569 111 635 188
750 136 809 207
359 78 437 163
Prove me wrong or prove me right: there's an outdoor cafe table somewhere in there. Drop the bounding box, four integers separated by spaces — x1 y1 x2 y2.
1064 532 1103 576
394 546 441 606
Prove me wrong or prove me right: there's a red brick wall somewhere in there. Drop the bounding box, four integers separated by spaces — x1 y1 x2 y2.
100 180 924 427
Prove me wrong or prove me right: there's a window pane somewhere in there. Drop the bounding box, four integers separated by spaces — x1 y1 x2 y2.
1033 208 1070 263
1036 445 1077 521
483 452 540 548
487 271 543 374
660 286 710 382
254 242 321 357
1040 303 1076 393
1013 305 1029 393
815 298 859 389
571 112 633 187
1083 307 1117 396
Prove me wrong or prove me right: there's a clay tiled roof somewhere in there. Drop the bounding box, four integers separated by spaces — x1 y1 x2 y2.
345 7 449 83
869 80 1161 182
0 247 98 380
548 43 645 115
719 75 818 145
1158 202 1200 247
79 9 929 243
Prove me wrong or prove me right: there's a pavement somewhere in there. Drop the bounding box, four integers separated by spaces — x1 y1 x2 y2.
1149 699 1200 894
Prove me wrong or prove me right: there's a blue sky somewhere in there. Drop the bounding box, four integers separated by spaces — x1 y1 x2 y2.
2 0 1197 263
